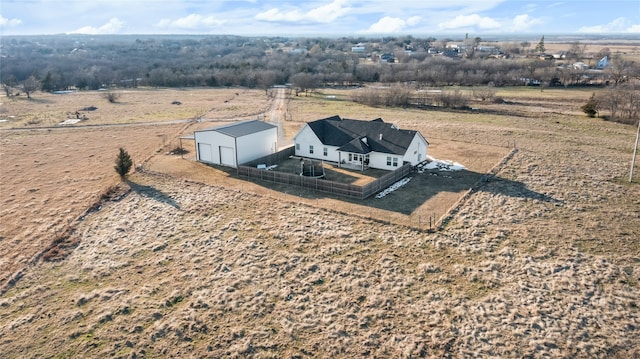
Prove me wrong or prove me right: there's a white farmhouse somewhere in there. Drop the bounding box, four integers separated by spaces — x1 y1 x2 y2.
293 115 428 171
194 120 277 168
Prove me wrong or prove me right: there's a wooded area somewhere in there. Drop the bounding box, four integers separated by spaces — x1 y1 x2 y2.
1 34 639 123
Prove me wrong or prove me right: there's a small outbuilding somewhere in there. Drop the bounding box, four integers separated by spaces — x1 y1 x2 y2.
194 120 277 168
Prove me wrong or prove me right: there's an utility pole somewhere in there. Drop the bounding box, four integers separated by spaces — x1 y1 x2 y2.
631 119 640 182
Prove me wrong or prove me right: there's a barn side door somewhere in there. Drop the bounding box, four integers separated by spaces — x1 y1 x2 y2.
219 146 235 167
198 143 213 163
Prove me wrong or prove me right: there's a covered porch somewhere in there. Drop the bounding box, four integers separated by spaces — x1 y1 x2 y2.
338 151 370 171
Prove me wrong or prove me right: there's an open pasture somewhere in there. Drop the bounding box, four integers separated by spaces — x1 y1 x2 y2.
0 86 639 358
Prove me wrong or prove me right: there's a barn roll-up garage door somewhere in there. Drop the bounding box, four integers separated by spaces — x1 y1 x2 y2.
198 143 213 163
220 146 234 166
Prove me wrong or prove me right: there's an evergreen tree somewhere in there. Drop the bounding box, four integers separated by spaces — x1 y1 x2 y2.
114 148 133 180
535 35 546 53
581 93 599 118
41 72 54 92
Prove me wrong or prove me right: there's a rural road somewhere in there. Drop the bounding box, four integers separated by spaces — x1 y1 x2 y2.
266 87 292 148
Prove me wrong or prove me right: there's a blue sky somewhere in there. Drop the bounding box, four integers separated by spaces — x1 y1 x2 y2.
1 0 639 36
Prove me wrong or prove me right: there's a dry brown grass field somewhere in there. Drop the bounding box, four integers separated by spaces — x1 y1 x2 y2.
543 39 640 61
0 85 639 358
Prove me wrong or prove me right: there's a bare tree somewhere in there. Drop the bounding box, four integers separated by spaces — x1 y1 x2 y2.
600 83 640 124
594 47 611 61
606 55 634 85
2 83 13 97
289 72 320 96
566 42 587 62
472 84 497 101
22 76 39 99
257 70 279 96
2 74 17 97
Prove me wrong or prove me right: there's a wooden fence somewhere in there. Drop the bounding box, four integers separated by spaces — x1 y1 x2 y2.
360 163 413 198
242 146 296 167
237 147 413 199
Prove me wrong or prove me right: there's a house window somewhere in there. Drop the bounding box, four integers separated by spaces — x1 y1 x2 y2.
386 156 392 166
393 157 398 167
309 145 314 154
295 143 300 151
323 147 328 156
349 153 352 161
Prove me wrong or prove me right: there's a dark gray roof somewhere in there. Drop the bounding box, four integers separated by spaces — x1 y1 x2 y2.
198 120 276 138
307 115 426 155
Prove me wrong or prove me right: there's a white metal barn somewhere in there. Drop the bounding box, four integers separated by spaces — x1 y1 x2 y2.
194 120 277 168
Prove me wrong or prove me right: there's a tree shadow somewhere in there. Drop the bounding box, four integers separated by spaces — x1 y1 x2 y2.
127 180 180 209
479 175 563 204
17 97 55 104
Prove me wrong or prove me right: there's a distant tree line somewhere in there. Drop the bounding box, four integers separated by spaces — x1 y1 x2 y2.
1 34 639 123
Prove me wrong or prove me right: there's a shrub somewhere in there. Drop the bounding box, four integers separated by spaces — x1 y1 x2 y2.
351 84 412 107
581 92 599 118
436 89 469 109
102 91 120 103
472 85 497 102
114 148 133 180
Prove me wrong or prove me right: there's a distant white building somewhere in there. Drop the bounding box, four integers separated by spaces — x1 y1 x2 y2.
573 62 589 70
477 46 498 54
351 44 366 53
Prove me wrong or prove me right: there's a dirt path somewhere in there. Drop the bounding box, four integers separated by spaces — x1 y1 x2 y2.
266 87 292 148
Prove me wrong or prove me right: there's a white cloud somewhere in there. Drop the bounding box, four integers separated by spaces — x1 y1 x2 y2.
69 18 124 34
579 17 640 33
438 14 501 30
0 14 22 27
156 14 226 30
407 16 422 26
436 13 543 33
362 16 422 33
509 14 543 32
255 0 350 23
